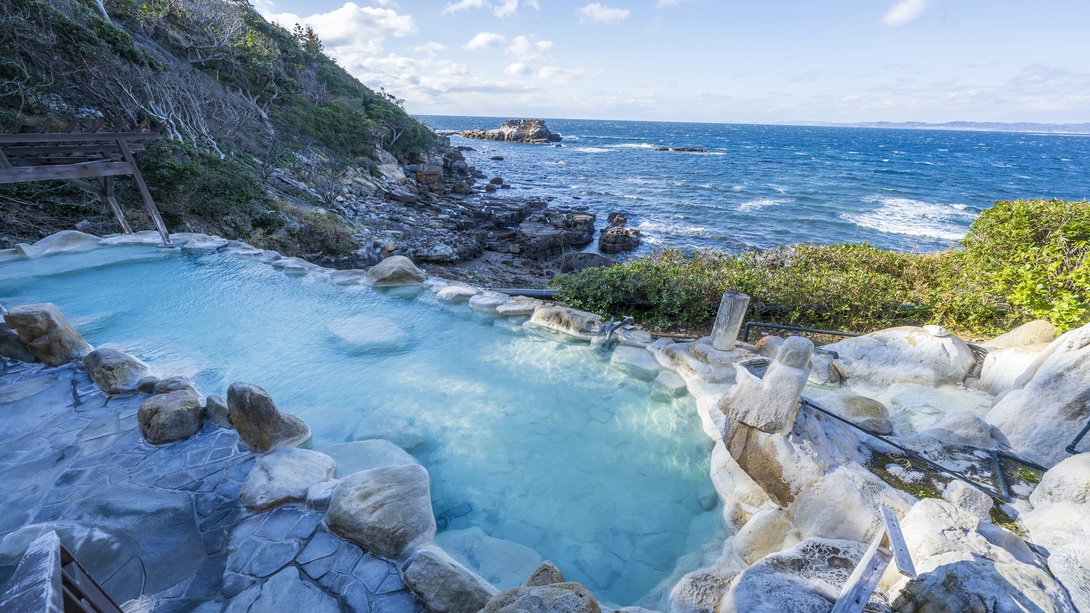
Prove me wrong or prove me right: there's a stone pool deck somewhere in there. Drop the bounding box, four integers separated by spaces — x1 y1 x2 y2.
0 360 424 612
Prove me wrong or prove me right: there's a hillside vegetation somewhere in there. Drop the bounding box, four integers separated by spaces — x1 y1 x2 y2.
0 0 435 258
552 199 1090 338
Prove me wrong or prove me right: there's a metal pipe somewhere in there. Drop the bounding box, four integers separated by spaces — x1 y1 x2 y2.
995 451 1049 473
488 288 557 300
991 449 1010 499
1066 418 1090 455
743 321 862 344
801 398 1010 501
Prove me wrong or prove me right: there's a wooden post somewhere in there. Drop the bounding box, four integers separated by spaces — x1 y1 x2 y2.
117 139 171 245
98 176 132 234
831 507 916 613
711 291 750 351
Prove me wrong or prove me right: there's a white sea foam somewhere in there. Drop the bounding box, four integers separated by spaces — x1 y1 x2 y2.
846 196 976 241
738 197 790 212
731 185 746 192
570 146 611 153
615 142 656 149
637 220 714 242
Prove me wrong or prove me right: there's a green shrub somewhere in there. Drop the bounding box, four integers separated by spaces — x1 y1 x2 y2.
552 199 1090 337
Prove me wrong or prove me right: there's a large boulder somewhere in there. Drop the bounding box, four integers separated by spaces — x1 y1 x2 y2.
83 348 148 395
1023 454 1090 613
986 322 1090 467
986 319 1057 349
524 561 566 587
481 582 600 613
516 213 596 260
325 463 435 560
137 389 203 444
240 448 336 511
226 382 311 453
719 539 869 613
976 343 1047 396
366 255 427 286
554 252 614 273
597 226 641 254
3 303 91 366
916 413 995 448
402 546 497 613
322 438 418 478
717 336 813 434
880 499 1076 613
824 325 976 389
668 565 738 613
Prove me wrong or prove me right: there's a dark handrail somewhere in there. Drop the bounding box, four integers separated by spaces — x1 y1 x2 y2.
743 321 861 344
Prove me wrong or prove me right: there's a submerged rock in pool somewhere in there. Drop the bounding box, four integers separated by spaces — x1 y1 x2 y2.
436 526 543 590
227 382 311 453
3 302 91 366
482 581 601 613
323 439 419 478
328 315 411 353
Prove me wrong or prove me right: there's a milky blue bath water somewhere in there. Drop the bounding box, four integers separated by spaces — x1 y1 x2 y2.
0 247 716 606
420 116 1090 254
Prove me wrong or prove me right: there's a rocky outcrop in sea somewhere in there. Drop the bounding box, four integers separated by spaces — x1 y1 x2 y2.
459 119 562 144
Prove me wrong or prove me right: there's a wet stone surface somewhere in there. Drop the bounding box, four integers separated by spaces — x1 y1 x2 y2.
0 360 424 612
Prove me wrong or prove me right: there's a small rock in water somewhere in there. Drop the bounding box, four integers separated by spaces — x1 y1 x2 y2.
204 394 232 429
240 447 336 511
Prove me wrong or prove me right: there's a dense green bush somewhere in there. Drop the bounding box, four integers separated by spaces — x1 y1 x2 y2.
551 199 1090 337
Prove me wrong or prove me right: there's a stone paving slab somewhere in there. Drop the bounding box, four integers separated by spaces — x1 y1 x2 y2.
0 360 425 612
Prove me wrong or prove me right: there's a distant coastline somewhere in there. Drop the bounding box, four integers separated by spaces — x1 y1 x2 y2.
785 120 1090 135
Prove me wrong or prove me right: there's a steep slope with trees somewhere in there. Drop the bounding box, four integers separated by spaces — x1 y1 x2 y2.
0 0 436 260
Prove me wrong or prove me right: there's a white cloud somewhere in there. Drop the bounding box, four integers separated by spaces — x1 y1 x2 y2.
443 0 540 18
505 35 553 61
464 31 507 50
655 0 688 6
881 0 932 27
576 3 630 24
505 62 533 77
412 41 449 54
265 3 415 55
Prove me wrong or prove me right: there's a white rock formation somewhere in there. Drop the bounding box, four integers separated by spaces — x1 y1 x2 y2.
825 325 976 389
881 499 1076 612
986 322 1090 467
717 336 813 434
1023 453 1090 613
240 448 336 511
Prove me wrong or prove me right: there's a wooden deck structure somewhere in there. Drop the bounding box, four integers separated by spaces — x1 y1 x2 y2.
0 118 173 246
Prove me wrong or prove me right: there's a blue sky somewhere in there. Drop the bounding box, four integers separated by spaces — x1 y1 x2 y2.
257 0 1090 124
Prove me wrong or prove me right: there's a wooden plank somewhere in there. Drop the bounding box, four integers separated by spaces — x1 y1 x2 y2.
832 530 894 613
0 131 163 144
0 150 10 170
881 507 916 578
89 118 105 133
64 118 80 133
0 161 134 184
0 143 141 156
8 118 23 134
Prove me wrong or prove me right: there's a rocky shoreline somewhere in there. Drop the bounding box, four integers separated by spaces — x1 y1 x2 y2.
301 125 640 289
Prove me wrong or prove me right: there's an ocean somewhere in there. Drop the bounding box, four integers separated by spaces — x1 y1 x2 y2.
417 116 1090 255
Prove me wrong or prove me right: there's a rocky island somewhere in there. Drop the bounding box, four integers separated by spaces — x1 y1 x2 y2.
460 119 563 144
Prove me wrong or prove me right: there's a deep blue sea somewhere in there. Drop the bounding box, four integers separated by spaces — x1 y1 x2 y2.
418 115 1090 255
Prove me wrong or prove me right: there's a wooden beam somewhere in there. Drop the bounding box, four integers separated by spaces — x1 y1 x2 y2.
99 176 132 235
832 507 914 613
0 161 134 184
117 139 171 245
8 118 23 134
0 131 163 144
881 507 916 578
0 150 10 170
1 144 143 156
